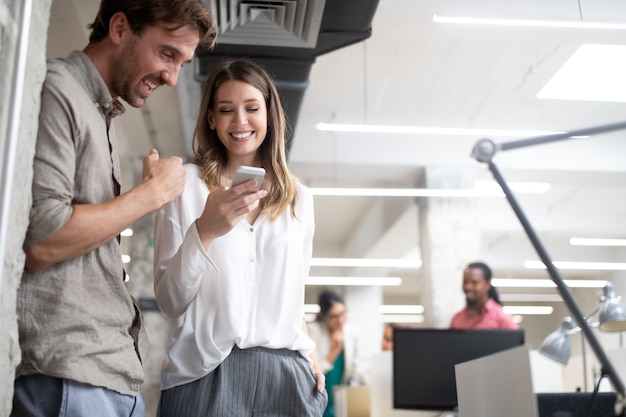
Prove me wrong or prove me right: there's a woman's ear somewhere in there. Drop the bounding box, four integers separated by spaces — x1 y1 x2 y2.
207 110 215 129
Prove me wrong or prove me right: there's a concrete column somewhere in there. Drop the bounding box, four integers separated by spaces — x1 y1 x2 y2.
419 167 481 328
0 1 52 416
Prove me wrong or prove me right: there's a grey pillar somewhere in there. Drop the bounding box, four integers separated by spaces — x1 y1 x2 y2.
419 167 481 328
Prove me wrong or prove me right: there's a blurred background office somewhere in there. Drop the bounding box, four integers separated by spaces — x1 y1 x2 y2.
4 0 626 416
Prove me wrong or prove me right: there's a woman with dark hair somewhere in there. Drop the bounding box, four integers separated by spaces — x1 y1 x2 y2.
450 262 518 329
153 58 326 416
307 290 362 417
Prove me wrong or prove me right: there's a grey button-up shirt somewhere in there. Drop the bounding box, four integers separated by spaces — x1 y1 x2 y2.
17 51 146 396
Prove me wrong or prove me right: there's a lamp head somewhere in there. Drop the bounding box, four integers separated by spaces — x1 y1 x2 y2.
598 282 626 332
539 316 575 365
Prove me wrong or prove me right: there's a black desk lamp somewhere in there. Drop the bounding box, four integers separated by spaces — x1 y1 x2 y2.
471 120 626 417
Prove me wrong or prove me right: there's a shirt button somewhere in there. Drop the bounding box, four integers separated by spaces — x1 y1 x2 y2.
250 258 255 263
103 102 111 109
249 227 254 232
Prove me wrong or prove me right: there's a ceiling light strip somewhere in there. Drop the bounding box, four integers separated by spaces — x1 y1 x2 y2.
305 276 403 286
492 278 607 288
382 314 424 324
310 258 421 268
500 293 564 302
503 306 554 315
432 14 626 30
316 122 562 137
304 304 426 315
310 187 502 197
310 181 550 197
525 260 626 271
379 305 425 314
570 237 626 247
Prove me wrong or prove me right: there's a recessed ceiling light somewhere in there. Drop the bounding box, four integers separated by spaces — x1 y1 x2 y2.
538 44 626 103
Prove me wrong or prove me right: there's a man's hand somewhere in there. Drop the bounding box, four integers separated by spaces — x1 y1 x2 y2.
142 148 186 208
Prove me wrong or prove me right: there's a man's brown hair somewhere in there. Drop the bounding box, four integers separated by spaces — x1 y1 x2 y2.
88 0 217 48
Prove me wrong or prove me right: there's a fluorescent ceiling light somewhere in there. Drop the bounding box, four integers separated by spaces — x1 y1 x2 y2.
310 181 549 197
316 122 562 138
304 304 424 315
310 257 421 268
310 187 501 197
500 293 564 302
492 278 607 288
538 44 626 103
383 314 424 324
503 306 554 315
570 237 626 247
304 304 321 314
524 260 626 271
121 255 131 264
305 276 402 286
433 14 626 30
379 305 425 314
121 228 133 237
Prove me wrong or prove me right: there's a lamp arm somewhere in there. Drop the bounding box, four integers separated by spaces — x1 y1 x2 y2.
472 123 626 416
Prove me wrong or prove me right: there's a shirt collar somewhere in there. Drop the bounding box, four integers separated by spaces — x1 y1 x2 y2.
64 50 126 120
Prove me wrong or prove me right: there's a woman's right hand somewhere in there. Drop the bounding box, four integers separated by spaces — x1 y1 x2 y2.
195 182 267 250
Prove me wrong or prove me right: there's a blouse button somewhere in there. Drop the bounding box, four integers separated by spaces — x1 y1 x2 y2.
250 227 254 232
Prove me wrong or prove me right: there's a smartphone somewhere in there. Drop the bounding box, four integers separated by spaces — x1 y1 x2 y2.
232 165 266 190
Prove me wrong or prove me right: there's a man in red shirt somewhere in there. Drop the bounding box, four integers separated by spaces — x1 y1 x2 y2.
450 262 518 329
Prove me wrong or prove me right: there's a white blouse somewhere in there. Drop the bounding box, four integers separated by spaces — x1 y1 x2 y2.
153 164 316 390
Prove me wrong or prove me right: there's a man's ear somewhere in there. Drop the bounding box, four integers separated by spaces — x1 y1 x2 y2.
108 12 131 45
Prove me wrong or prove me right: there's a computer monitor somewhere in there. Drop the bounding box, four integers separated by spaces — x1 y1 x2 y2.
392 328 525 411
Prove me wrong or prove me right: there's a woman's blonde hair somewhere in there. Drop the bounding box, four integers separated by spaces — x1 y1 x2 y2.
191 58 299 220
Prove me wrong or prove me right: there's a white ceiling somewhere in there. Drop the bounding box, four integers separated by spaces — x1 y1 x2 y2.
48 0 626 329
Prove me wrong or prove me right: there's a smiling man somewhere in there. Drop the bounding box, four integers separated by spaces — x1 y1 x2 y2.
450 262 518 330
12 2 216 417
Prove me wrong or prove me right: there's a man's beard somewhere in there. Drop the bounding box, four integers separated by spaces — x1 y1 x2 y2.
465 296 478 307
111 36 150 108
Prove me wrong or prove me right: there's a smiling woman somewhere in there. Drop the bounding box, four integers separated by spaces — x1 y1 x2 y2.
153 57 327 417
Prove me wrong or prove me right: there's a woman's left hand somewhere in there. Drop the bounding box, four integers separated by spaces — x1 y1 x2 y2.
314 371 326 393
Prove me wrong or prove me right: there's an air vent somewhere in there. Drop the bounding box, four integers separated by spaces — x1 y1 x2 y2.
209 0 326 48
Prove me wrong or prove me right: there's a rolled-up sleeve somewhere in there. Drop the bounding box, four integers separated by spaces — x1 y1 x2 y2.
25 70 77 247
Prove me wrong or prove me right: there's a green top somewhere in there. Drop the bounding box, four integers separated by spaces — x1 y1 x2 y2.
323 350 345 417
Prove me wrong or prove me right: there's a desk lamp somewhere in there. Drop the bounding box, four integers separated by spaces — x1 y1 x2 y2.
599 283 626 332
540 283 626 365
540 316 576 365
471 120 626 416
